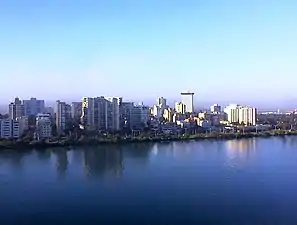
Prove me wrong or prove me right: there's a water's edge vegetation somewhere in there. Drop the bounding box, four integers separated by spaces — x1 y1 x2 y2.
0 129 296 151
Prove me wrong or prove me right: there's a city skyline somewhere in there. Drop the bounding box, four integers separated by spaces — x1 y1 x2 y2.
1 1 297 105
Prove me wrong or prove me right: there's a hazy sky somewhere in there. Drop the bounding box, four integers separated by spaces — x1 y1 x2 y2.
1 0 297 105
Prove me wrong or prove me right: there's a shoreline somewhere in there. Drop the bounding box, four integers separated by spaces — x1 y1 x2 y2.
0 130 296 151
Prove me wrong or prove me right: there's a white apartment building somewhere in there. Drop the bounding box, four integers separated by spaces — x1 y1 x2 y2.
36 114 52 139
224 104 240 123
0 119 20 139
238 107 257 126
224 104 257 125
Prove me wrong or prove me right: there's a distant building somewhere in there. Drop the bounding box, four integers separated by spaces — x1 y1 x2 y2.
210 104 221 113
163 108 173 122
0 119 20 139
157 97 167 108
36 114 52 139
9 97 24 120
44 107 54 115
181 91 194 113
152 105 162 118
56 101 71 135
23 98 45 116
175 102 186 114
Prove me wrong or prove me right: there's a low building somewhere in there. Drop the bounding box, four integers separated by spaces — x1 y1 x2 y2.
0 119 20 139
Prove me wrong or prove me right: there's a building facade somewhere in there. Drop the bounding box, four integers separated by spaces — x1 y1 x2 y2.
36 114 52 139
23 98 45 116
71 102 82 122
16 116 29 137
238 107 257 126
81 97 120 131
9 97 25 120
56 101 71 135
0 119 20 139
224 104 257 125
175 102 186 114
181 92 194 113
210 104 221 113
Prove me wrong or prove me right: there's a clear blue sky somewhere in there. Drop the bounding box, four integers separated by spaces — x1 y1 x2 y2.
0 0 297 106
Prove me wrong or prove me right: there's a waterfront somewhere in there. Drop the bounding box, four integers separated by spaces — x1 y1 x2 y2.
1 137 297 224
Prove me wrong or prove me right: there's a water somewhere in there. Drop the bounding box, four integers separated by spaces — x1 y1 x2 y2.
1 137 297 224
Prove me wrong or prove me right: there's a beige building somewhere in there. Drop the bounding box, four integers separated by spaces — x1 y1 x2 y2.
175 102 186 114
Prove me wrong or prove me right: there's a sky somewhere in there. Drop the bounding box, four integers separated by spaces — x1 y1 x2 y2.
0 0 297 108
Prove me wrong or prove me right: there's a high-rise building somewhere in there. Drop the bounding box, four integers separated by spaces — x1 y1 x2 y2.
130 103 149 129
81 97 120 131
9 97 24 120
163 108 173 122
36 114 52 139
210 104 221 113
120 102 134 130
238 107 257 126
224 104 257 125
106 97 121 131
56 101 71 135
224 104 240 124
157 97 167 108
16 116 29 137
71 102 82 122
152 105 162 118
23 98 45 116
175 102 186 114
181 92 194 113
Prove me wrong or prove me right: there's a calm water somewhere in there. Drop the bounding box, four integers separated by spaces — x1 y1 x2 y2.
1 137 297 224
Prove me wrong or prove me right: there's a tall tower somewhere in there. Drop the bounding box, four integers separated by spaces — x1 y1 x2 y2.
181 92 194 113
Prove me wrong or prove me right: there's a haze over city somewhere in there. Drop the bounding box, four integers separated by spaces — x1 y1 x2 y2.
1 0 297 109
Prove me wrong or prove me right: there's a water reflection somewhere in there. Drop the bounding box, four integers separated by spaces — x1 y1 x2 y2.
52 148 69 179
83 146 124 179
35 149 51 162
279 136 297 148
225 138 257 160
